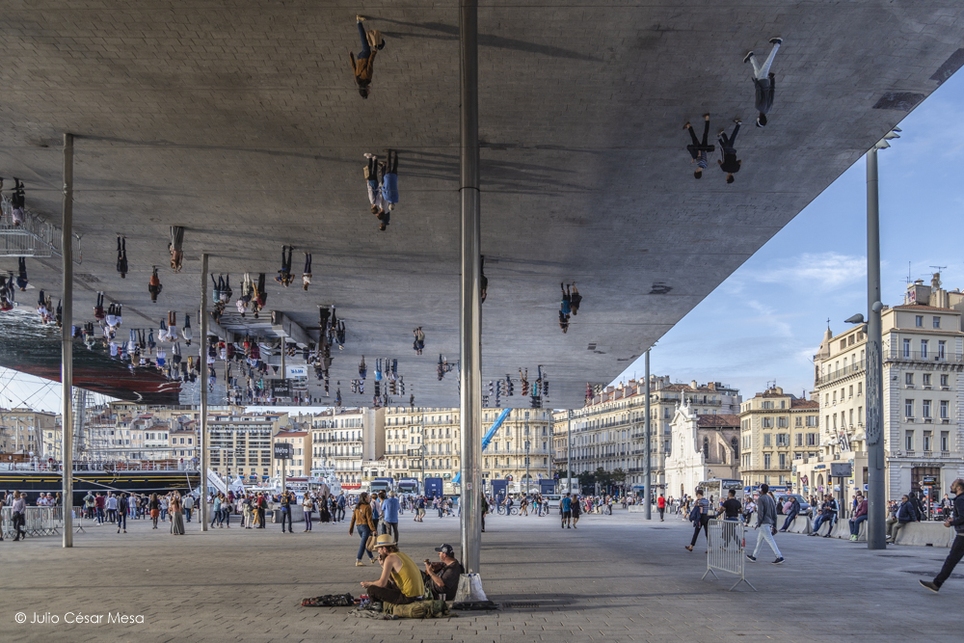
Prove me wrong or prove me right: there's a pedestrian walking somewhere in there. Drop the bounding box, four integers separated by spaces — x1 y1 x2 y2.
302 252 312 291
685 489 711 551
744 37 782 127
570 284 582 315
169 226 184 272
349 492 377 566
10 491 27 541
170 492 185 535
148 266 163 302
363 153 390 230
657 494 666 521
684 114 715 179
116 236 129 278
746 484 784 564
413 327 425 354
717 120 743 183
381 490 400 545
10 179 26 226
920 478 964 592
276 245 294 287
380 149 399 210
16 257 28 291
561 492 573 528
117 493 129 533
350 16 384 99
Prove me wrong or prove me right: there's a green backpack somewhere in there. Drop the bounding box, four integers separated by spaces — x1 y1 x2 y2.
386 600 449 619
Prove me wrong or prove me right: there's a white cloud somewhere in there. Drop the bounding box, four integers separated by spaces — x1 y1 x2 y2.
741 252 865 290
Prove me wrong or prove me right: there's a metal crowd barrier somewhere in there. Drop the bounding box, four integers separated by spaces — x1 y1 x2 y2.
0 506 65 538
703 519 756 591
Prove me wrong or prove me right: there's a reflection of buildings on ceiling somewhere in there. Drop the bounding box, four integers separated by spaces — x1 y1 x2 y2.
0 408 58 457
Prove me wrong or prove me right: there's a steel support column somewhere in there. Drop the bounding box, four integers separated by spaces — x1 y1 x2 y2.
566 410 572 492
644 349 652 520
61 133 74 547
865 148 886 549
458 0 482 574
199 253 209 531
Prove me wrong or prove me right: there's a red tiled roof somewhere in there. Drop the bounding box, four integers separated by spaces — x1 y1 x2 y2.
696 414 741 427
791 399 819 409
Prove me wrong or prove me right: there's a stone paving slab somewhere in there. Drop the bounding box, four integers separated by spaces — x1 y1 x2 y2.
0 509 961 642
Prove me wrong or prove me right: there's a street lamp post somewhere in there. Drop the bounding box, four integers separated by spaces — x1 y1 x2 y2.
865 128 899 550
644 349 652 520
524 412 530 496
567 410 572 493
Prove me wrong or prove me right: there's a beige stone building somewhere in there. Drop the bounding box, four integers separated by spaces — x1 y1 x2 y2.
739 386 820 490
371 407 552 493
272 429 311 479
798 276 964 507
309 408 383 491
553 377 741 492
208 409 289 483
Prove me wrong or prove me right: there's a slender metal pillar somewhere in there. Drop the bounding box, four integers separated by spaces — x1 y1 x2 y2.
865 148 886 549
524 412 530 495
61 133 74 547
199 253 209 531
644 350 652 520
458 0 482 574
566 410 572 492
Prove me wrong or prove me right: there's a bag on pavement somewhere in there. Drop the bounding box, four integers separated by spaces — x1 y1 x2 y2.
385 600 449 619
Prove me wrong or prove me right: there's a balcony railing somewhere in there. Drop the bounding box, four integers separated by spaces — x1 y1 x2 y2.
816 360 866 386
888 350 962 364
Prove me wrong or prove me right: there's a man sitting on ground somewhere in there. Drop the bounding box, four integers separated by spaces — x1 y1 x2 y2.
360 534 424 607
423 543 464 601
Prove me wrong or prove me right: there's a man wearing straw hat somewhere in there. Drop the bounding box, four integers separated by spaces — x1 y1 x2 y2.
360 534 424 607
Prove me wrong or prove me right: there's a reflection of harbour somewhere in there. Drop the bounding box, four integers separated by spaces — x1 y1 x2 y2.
0 309 180 404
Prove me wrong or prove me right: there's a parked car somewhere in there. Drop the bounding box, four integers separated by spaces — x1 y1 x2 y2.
776 494 813 517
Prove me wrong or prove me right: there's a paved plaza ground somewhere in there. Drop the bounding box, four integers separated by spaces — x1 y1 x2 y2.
1 509 960 642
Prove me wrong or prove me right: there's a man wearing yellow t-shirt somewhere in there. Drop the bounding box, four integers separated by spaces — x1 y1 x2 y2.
360 534 424 606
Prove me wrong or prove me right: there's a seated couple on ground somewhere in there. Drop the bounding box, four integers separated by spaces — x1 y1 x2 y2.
359 534 464 606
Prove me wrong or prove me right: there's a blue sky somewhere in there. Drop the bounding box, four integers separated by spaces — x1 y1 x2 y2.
614 69 964 401
5 70 964 415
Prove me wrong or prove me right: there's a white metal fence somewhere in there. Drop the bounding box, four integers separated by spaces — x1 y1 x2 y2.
0 506 65 538
703 519 756 591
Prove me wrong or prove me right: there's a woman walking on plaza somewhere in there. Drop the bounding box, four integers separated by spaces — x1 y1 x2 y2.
149 493 160 529
170 492 185 535
349 16 384 99
349 492 377 566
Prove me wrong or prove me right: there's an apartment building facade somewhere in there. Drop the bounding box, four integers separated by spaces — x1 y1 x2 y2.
370 407 552 492
739 386 820 490
309 408 383 490
800 276 964 505
553 377 741 491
